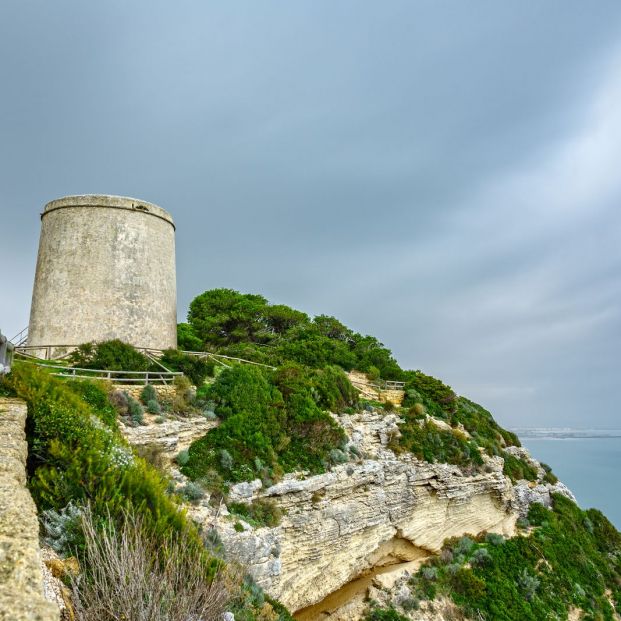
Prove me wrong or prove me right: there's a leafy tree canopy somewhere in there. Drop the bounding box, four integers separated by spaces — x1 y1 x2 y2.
183 288 402 380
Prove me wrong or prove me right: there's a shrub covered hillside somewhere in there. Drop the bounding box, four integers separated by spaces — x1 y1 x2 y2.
0 364 293 621
179 288 403 379
179 289 539 483
368 495 621 621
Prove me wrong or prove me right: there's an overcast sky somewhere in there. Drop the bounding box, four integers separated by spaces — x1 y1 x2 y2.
2 1 620 428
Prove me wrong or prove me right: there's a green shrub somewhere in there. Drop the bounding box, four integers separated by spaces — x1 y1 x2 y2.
228 499 282 528
540 462 559 484
160 349 214 386
412 493 621 620
402 371 457 416
394 416 483 472
126 395 144 426
183 364 346 484
176 449 190 466
177 322 204 351
179 482 205 504
5 364 220 577
146 399 161 415
185 288 403 379
485 532 505 546
65 380 118 428
41 502 84 556
364 607 409 621
69 340 152 372
503 452 538 483
140 383 157 404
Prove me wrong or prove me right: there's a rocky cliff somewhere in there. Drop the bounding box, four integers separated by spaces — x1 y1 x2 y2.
122 409 574 620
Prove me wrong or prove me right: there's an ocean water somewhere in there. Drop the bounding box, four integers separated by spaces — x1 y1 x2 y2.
517 432 621 530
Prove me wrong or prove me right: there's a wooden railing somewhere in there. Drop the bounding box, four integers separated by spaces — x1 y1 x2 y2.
15 344 77 361
175 350 277 370
10 326 29 347
15 343 277 371
30 362 183 385
385 380 406 390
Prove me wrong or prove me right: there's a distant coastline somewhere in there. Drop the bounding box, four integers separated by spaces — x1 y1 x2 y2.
515 430 621 529
511 428 621 439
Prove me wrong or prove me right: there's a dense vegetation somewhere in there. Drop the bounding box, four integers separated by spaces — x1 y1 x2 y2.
399 371 537 480
181 288 403 379
182 363 354 485
0 364 293 621
371 494 621 621
175 288 541 483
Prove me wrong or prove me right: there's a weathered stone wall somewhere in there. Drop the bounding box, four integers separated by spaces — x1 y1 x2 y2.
28 194 177 351
115 384 178 402
0 398 59 620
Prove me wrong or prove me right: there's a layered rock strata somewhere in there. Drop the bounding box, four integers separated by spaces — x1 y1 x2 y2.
189 412 517 613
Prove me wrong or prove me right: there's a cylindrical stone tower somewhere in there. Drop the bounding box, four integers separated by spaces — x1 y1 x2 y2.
28 194 177 350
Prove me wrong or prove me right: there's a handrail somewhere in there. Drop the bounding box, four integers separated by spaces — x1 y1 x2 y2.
14 342 278 370
349 378 405 391
19 360 183 385
33 362 183 376
178 350 277 370
10 326 28 347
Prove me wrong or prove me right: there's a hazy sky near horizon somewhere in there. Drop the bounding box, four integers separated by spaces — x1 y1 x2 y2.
2 2 621 428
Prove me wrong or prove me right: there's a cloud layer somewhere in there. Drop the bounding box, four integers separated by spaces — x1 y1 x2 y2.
2 1 620 427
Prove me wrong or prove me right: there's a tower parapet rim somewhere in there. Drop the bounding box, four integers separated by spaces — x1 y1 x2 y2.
43 194 175 229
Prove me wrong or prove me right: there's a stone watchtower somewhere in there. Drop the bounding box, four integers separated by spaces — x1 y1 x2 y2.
28 195 177 351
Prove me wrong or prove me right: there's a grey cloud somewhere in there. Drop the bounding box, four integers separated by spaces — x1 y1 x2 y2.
2 1 621 428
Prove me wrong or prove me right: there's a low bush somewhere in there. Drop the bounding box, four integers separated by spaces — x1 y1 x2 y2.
69 340 152 372
364 607 409 621
140 383 157 404
393 416 483 472
126 394 145 426
5 364 219 576
160 349 214 386
146 399 161 414
410 494 621 620
228 499 282 528
179 482 205 504
502 452 538 482
71 506 231 621
183 364 347 483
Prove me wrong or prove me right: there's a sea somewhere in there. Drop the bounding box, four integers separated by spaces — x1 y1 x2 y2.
512 428 621 530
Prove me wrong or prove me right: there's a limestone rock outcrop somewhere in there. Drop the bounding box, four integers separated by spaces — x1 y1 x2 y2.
121 414 217 458
189 411 517 614
120 406 575 619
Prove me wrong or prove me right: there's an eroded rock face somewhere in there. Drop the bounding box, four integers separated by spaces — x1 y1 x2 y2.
189 412 517 613
505 445 577 516
120 414 217 457
152 409 574 619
